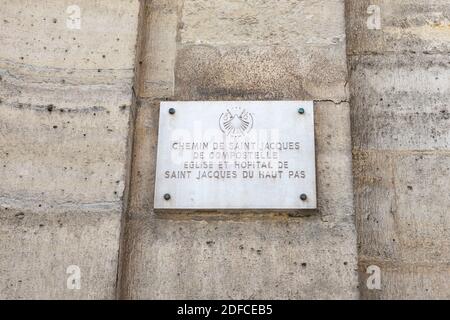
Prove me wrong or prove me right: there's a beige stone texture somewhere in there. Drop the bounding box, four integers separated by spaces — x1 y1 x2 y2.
348 0 450 300
346 0 450 54
2 0 447 300
0 0 140 299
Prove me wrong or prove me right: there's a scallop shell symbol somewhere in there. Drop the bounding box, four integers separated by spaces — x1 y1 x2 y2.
219 107 254 137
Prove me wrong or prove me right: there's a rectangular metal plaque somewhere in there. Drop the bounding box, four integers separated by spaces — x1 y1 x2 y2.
154 101 316 209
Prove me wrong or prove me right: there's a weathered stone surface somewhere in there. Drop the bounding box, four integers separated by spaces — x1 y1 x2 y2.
175 45 347 101
354 150 450 300
180 0 346 47
350 53 450 151
314 102 354 220
354 151 450 263
0 91 131 213
126 102 159 215
353 150 450 299
315 102 352 154
347 0 450 54
1 0 139 69
0 0 139 299
0 208 120 299
359 262 450 300
353 151 398 262
121 213 358 300
348 0 450 300
393 153 450 263
139 0 179 98
137 0 347 101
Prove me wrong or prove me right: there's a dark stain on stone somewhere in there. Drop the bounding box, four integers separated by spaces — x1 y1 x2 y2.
9 103 106 114
15 212 25 219
206 240 215 246
301 263 307 267
196 87 267 99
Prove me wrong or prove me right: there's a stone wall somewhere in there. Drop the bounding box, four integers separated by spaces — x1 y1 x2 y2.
347 0 450 299
118 0 358 299
1 0 447 300
0 0 140 299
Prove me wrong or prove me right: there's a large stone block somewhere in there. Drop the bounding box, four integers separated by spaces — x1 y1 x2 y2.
354 151 450 265
315 102 354 220
0 208 121 299
175 45 347 101
393 153 450 263
180 0 346 47
121 213 358 300
139 0 179 99
353 151 399 261
1 0 139 69
350 53 450 151
346 0 450 54
127 101 159 214
0 93 131 213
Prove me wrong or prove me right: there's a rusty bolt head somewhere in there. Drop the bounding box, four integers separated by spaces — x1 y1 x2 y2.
300 193 307 201
163 193 171 200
